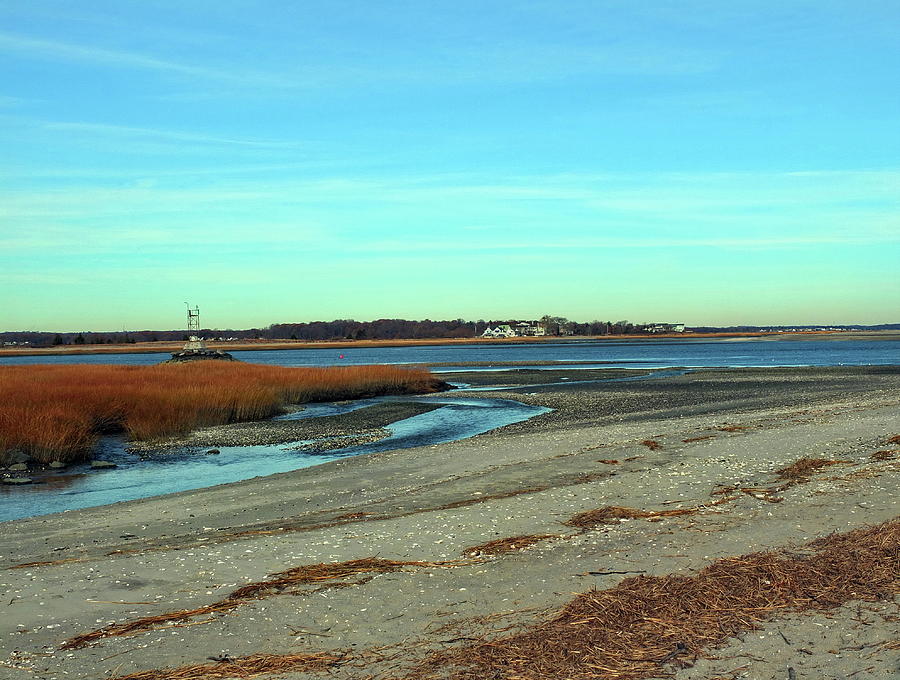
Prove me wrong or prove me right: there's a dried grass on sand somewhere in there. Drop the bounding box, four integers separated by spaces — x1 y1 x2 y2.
774 457 848 481
409 520 899 680
565 498 732 529
109 652 342 680
63 558 449 649
463 534 556 557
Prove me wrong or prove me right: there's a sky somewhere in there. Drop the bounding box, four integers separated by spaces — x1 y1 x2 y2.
1 1 898 332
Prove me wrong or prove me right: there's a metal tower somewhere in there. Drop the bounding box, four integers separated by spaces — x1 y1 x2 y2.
183 303 205 350
185 303 200 334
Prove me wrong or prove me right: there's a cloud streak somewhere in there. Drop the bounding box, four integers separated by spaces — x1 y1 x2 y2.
0 30 293 87
42 121 300 149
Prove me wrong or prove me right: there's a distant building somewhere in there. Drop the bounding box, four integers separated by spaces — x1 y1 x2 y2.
514 322 546 336
482 324 516 338
481 321 546 338
646 323 686 334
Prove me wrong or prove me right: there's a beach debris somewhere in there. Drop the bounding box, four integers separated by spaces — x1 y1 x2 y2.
565 499 732 529
463 534 556 557
408 520 899 680
49 460 66 468
713 457 855 503
774 457 849 482
7 557 83 570
334 511 374 520
640 440 662 451
870 450 897 461
887 435 900 445
228 557 449 600
61 557 455 649
717 424 749 432
108 651 344 680
90 460 118 469
682 435 715 443
62 602 243 649
597 459 620 464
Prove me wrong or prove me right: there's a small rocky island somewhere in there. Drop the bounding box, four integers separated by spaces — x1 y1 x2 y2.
166 336 236 363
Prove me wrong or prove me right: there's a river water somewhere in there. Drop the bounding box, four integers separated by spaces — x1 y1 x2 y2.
2 338 897 522
1 337 898 369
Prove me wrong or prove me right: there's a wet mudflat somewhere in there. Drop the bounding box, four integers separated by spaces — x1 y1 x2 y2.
1 366 898 680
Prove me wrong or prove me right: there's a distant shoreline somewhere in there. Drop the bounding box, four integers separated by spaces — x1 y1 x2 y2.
2 329 896 358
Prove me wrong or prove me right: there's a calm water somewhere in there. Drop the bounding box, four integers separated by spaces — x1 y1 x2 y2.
2 337 898 369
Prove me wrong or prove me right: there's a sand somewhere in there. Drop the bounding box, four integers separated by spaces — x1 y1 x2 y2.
0 367 897 680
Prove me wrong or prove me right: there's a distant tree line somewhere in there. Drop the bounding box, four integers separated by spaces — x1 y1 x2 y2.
4 321 894 348
1 317 650 347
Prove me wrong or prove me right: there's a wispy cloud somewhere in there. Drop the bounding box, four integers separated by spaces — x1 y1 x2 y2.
42 121 300 149
0 30 293 87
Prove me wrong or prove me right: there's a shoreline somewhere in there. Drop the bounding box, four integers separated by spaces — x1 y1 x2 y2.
2 329 896 359
1 366 898 679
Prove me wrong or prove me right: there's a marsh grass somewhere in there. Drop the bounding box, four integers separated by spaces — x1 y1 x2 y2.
0 363 445 464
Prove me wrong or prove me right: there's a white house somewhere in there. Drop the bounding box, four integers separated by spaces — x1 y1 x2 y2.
646 323 686 334
481 324 516 338
481 322 546 338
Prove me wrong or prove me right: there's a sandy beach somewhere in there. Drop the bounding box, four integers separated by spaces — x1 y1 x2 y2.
1 366 898 680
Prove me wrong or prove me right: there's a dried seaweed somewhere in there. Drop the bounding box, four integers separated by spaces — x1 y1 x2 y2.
228 557 447 600
436 486 548 511
6 557 83 570
109 651 343 680
597 459 620 464
62 602 242 649
62 557 452 649
408 520 899 680
463 534 556 557
775 457 849 481
871 450 898 461
887 435 900 445
334 511 374 520
640 440 662 451
565 498 733 529
717 425 749 432
682 435 715 443
713 457 856 505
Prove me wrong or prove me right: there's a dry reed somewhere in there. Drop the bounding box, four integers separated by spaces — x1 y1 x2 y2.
62 557 451 649
463 534 556 557
109 652 343 680
410 520 899 680
227 557 446 600
0 363 445 463
774 457 849 481
565 499 733 529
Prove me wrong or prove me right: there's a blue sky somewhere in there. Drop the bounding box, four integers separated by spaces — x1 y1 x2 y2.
1 1 898 331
